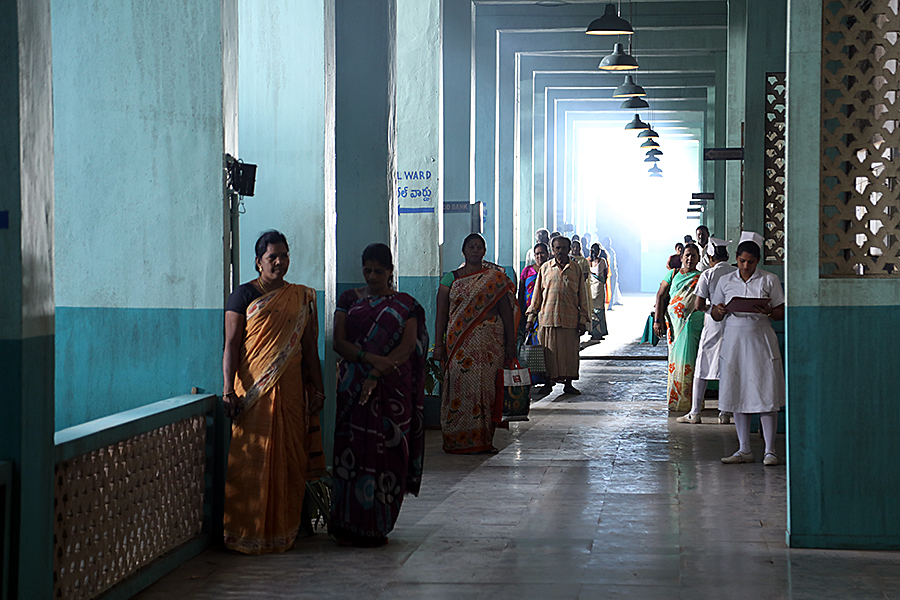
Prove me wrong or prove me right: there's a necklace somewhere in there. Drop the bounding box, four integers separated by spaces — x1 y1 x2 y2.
257 277 268 293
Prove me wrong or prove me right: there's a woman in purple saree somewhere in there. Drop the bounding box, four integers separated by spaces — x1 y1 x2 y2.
330 244 428 546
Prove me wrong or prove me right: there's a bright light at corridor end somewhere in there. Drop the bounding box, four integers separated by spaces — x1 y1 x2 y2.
574 123 700 292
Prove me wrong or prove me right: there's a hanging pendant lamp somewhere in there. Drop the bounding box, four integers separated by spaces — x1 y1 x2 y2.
620 96 649 110
586 3 634 35
613 75 646 98
599 43 638 71
640 138 660 148
624 114 649 130
644 155 660 162
637 125 659 138
648 164 663 177
649 171 663 178
646 148 663 157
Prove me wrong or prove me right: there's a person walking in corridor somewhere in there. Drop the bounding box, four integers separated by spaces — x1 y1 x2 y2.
654 243 704 412
434 233 518 454
695 225 712 271
676 238 735 424
526 236 589 396
711 232 785 466
330 243 428 546
222 230 326 554
588 242 609 340
666 242 685 270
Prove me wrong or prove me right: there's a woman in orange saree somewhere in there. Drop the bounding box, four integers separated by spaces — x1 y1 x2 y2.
434 234 518 454
222 231 326 554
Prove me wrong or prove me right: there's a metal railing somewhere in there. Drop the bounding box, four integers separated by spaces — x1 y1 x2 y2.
52 394 224 600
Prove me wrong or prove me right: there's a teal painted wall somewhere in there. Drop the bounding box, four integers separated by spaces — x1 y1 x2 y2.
0 337 55 600
51 0 228 430
54 308 221 430
786 305 900 548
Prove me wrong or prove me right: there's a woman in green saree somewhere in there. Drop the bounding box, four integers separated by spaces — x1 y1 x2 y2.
653 243 703 411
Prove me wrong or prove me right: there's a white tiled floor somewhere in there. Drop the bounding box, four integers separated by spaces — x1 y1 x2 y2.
133 295 900 600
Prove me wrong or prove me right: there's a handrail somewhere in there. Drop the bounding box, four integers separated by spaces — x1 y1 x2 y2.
54 394 217 462
52 393 224 600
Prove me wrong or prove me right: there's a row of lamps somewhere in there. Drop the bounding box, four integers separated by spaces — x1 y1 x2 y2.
586 3 662 177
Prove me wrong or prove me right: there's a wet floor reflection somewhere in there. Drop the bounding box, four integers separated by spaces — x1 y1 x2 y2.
133 296 900 600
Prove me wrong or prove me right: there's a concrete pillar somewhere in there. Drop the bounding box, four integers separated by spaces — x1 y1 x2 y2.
331 0 397 295
494 30 518 274
52 0 230 429
472 7 499 262
441 0 472 271
518 62 535 275
0 1 55 597
241 0 330 452
396 0 442 327
725 0 748 244
742 0 787 280
785 0 900 549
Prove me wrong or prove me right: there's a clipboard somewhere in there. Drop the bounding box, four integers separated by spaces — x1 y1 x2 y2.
725 296 770 313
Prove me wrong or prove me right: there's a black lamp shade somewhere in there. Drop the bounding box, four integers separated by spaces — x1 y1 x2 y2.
586 3 634 35
644 155 660 162
599 43 638 71
646 148 663 157
637 126 659 138
624 114 650 130
620 96 650 109
640 139 660 148
613 75 646 98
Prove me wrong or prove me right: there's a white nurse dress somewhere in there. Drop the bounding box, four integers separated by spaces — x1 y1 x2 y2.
694 262 737 380
717 268 786 414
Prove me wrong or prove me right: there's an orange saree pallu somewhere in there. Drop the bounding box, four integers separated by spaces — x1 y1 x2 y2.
224 284 326 554
441 268 517 454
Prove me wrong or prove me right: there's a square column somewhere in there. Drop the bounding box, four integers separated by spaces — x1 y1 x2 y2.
0 0 56 597
396 0 442 325
330 0 398 295
785 0 900 549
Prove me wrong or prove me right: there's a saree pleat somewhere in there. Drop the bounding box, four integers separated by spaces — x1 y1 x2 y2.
223 284 323 554
664 271 704 411
330 292 428 542
441 269 516 454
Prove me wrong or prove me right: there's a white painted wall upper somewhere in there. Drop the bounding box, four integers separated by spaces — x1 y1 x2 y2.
238 0 328 291
52 0 225 310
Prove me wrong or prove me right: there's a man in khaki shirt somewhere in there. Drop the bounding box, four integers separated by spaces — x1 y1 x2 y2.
526 236 589 395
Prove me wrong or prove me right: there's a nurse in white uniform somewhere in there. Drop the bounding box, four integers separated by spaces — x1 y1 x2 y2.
675 238 736 424
710 232 785 466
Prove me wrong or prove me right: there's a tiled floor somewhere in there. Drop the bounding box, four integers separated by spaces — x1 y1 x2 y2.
133 295 900 600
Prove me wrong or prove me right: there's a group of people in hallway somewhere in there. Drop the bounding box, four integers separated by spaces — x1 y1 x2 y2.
222 232 427 551
520 228 621 344
219 221 785 557
220 228 594 554
654 226 786 467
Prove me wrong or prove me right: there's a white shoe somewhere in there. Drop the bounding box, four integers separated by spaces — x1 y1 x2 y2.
718 412 732 425
675 413 701 424
763 452 778 466
721 451 754 464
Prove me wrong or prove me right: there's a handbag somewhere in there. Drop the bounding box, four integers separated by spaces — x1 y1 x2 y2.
519 332 547 374
497 359 531 422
